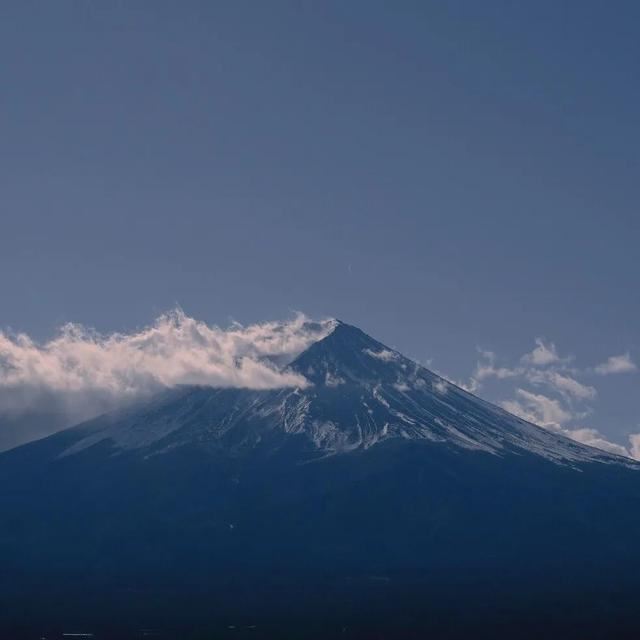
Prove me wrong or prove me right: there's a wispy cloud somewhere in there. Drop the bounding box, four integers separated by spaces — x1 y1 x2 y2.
473 349 522 383
443 336 640 459
565 428 630 458
629 434 640 460
465 339 573 394
363 348 397 362
521 338 563 366
501 388 574 428
500 390 635 458
594 353 637 375
527 370 597 401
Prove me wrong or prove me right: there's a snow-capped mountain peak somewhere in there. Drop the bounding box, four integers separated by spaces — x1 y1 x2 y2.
50 321 636 468
289 321 409 386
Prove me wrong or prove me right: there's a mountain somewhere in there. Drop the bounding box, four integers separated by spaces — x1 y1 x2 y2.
1 322 640 638
43 322 630 464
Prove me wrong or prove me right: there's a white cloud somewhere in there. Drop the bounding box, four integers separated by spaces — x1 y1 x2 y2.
0 310 335 448
469 344 590 399
455 349 522 393
457 378 480 394
433 379 448 395
532 371 597 400
521 338 561 366
0 310 334 394
498 386 640 460
500 398 539 425
548 372 596 400
501 388 573 428
594 353 637 375
363 348 397 362
629 434 640 460
565 428 629 458
475 365 520 381
443 335 640 461
501 392 639 459
430 366 479 394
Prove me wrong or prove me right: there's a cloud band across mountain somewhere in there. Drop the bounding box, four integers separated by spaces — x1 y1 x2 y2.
0 311 335 450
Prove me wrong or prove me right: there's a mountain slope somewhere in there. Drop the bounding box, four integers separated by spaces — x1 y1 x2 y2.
1 322 640 638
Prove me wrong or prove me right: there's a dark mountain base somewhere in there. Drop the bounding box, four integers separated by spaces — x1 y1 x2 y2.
3 323 640 639
4 575 640 639
2 439 640 638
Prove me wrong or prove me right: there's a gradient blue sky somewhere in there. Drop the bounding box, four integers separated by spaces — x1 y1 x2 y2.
2 2 639 448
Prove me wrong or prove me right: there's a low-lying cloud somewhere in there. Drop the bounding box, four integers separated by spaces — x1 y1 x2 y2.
0 310 335 450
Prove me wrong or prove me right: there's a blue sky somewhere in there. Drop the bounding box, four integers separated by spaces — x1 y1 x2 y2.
1 2 639 450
